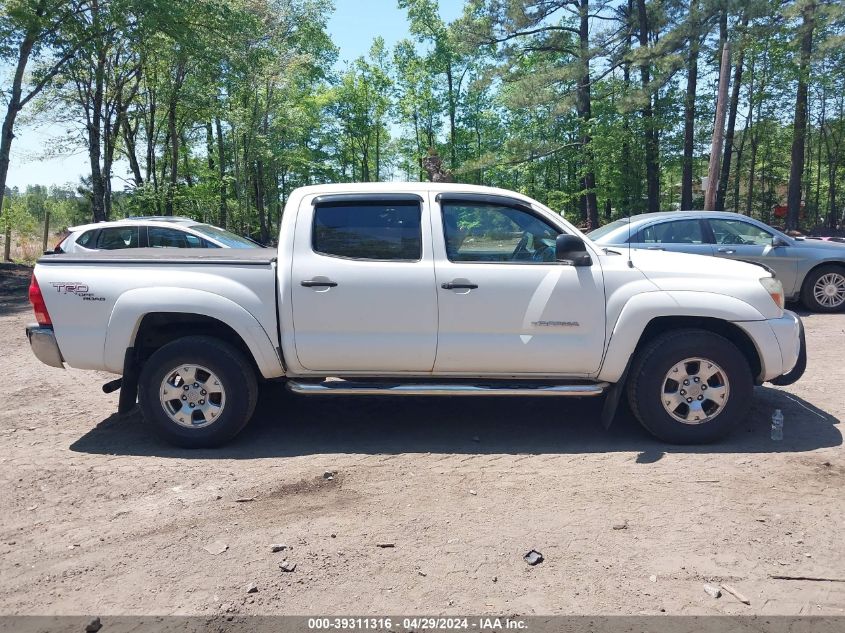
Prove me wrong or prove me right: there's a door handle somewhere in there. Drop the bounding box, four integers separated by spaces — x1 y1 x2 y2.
717 248 736 254
647 246 665 250
301 279 338 288
442 281 478 290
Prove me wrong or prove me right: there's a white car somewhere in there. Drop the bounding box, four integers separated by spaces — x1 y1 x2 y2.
57 217 260 252
26 183 805 448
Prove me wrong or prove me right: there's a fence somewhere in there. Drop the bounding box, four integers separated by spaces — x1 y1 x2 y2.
2 211 56 263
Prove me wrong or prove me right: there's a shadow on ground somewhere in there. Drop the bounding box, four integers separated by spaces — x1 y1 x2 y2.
0 263 32 315
70 383 841 460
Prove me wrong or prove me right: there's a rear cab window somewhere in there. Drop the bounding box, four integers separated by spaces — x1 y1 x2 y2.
312 199 422 261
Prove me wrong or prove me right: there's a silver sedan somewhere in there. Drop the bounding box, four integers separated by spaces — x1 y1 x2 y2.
588 211 845 312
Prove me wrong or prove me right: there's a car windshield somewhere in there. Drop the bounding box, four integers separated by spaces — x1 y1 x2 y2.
587 218 630 241
188 224 258 248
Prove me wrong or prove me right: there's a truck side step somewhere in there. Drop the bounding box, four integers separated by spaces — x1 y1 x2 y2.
286 379 609 397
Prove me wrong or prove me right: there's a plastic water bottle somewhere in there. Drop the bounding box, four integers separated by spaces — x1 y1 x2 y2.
771 409 784 441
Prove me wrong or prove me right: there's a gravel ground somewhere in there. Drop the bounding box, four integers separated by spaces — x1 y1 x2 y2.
1 262 843 616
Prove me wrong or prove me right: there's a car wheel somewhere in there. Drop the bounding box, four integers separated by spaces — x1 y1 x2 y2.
138 335 258 448
627 329 753 444
801 265 845 313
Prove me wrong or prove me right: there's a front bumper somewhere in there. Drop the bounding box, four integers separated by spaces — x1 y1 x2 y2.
25 324 64 368
735 310 806 385
769 313 806 386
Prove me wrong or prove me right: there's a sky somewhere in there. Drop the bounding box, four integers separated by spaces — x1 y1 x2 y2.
4 0 464 191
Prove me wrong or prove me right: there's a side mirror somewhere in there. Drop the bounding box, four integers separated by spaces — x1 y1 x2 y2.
555 234 592 266
772 236 789 248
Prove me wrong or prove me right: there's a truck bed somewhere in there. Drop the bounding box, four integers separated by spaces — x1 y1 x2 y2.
33 247 283 378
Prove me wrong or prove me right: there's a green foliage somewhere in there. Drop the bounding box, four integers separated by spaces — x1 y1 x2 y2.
4 0 845 240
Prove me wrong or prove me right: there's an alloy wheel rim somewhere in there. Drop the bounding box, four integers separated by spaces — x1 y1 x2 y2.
159 364 225 428
813 272 845 308
661 357 730 425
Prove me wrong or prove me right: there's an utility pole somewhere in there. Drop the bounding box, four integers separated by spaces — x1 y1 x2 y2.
704 43 731 211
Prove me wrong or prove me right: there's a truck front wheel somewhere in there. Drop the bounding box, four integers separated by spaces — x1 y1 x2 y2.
626 329 753 444
138 336 258 448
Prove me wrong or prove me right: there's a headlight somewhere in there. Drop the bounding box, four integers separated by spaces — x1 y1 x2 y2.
760 277 784 310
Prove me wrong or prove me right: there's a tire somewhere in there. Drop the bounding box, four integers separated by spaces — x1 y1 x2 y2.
800 264 845 313
138 335 258 448
626 329 753 444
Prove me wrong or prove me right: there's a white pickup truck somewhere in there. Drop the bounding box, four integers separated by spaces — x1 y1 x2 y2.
26 183 806 447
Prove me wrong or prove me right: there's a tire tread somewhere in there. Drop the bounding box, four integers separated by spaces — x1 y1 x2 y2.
626 328 752 443
138 335 258 448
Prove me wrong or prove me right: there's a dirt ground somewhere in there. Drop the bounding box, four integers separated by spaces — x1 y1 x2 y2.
1 262 843 616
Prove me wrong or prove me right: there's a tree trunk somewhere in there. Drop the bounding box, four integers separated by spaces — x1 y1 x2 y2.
122 117 144 186
182 132 193 188
205 121 215 173
576 0 599 229
822 121 842 230
620 0 634 209
165 100 177 215
214 116 228 227
446 62 457 170
680 0 700 210
164 58 185 216
0 25 37 221
785 1 816 231
733 52 754 213
704 43 730 210
715 13 749 211
375 126 380 181
636 0 659 213
813 98 824 224
746 76 763 215
828 162 839 230
103 106 114 220
412 109 424 181
255 159 268 243
88 36 107 223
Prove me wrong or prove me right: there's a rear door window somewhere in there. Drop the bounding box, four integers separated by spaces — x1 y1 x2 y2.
95 227 140 249
639 220 706 244
312 201 422 261
148 227 211 248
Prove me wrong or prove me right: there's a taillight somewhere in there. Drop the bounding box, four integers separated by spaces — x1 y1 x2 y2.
28 273 52 326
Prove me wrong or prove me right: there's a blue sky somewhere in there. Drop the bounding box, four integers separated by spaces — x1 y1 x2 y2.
5 0 464 190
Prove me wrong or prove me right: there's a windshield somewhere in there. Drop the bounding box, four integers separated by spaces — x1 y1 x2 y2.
586 218 630 241
188 224 259 248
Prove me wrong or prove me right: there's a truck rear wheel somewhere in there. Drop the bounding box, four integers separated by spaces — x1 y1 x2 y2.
626 329 752 444
138 335 258 448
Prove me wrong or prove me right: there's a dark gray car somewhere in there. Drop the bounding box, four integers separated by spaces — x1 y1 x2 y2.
588 211 845 312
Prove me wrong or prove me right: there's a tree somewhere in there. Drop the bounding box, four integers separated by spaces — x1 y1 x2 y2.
460 0 616 228
680 0 705 210
4 0 845 244
0 0 91 220
786 0 817 230
400 0 467 170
